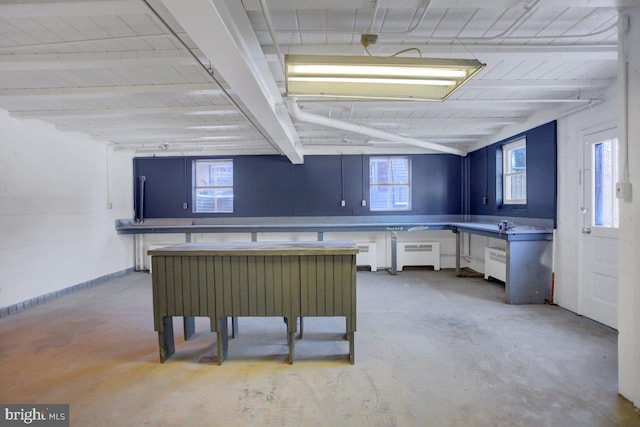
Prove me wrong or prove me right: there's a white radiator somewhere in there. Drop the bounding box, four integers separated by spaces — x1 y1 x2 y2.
484 247 506 282
397 242 440 271
355 242 377 272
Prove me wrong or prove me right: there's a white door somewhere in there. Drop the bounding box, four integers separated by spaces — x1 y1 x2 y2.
580 128 619 329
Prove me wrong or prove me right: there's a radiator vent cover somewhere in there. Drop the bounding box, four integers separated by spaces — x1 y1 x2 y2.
356 242 377 271
485 247 506 282
397 242 440 271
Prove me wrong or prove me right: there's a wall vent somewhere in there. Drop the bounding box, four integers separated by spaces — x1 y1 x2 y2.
397 242 440 271
484 247 506 282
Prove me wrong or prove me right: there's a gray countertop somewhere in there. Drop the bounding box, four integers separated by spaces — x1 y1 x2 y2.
148 241 360 256
117 215 554 241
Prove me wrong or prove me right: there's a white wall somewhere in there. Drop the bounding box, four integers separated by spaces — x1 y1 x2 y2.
0 109 134 308
617 6 640 407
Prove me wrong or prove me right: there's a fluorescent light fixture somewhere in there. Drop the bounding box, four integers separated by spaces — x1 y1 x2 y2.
285 54 485 101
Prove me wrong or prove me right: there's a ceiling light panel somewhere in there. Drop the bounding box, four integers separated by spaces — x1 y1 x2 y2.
285 54 485 101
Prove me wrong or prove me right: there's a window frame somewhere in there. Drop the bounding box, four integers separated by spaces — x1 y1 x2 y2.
369 156 412 212
502 138 527 205
192 159 234 213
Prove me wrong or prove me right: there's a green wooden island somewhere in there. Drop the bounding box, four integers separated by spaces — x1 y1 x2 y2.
148 241 359 364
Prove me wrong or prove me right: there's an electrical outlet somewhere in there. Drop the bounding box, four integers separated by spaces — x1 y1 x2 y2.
482 196 489 205
182 202 188 209
361 200 367 207
340 200 346 207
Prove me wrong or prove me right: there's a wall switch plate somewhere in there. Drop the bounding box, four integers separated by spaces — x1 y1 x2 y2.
361 200 367 207
340 200 346 207
182 202 188 209
616 181 632 200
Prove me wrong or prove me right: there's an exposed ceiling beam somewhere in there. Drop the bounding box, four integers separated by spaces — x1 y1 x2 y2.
301 144 463 156
118 140 274 150
10 105 239 119
160 0 303 163
263 44 617 61
0 0 148 18
0 50 197 70
94 130 261 142
242 0 638 10
296 99 595 113
0 83 222 98
0 34 174 52
302 117 525 127
297 128 497 138
465 79 614 90
58 122 253 133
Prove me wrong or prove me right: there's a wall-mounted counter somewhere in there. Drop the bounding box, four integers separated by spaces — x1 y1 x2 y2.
448 222 553 304
116 215 553 305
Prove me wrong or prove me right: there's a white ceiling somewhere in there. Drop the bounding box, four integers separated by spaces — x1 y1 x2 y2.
0 0 629 162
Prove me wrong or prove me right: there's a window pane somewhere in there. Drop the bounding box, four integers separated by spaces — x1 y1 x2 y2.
214 188 234 212
214 162 233 186
193 159 234 213
502 139 527 204
370 159 388 184
506 173 526 201
389 159 409 184
390 186 409 209
369 157 411 211
196 189 216 212
593 139 619 228
196 162 213 186
195 189 233 213
370 186 389 210
510 147 526 171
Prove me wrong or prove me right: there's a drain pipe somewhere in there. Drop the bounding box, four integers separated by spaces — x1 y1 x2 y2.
287 100 467 156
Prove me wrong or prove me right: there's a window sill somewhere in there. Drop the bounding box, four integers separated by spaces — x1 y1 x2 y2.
499 203 527 211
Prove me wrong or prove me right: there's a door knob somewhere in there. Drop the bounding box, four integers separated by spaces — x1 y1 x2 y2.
582 227 592 234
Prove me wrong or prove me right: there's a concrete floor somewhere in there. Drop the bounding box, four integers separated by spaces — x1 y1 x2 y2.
1 270 639 427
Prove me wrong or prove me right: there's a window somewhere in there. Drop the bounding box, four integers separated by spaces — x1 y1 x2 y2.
502 138 527 204
193 159 233 213
369 157 411 211
592 138 619 228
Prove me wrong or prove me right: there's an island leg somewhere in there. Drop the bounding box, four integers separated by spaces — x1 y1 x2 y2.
288 330 295 364
183 316 195 340
348 332 355 364
158 316 175 363
455 231 461 277
216 317 229 365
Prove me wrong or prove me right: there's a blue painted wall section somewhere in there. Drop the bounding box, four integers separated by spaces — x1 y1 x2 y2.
133 120 556 222
467 121 557 223
133 154 463 218
134 157 188 218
